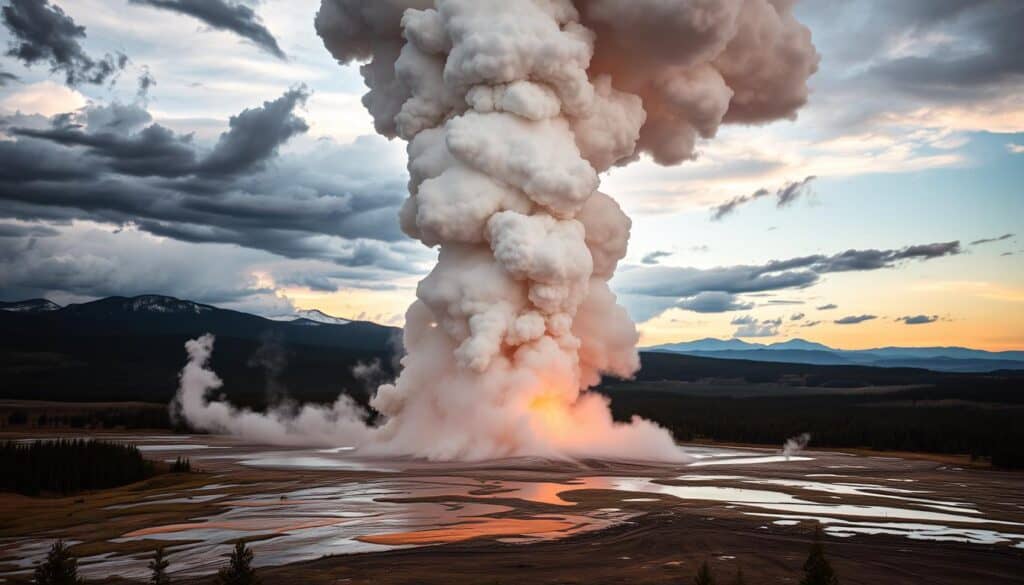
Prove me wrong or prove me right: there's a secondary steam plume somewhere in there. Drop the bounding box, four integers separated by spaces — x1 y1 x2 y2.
783 433 811 459
174 0 817 461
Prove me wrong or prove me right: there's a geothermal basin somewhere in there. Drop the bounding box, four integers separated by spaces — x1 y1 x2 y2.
1 433 1022 584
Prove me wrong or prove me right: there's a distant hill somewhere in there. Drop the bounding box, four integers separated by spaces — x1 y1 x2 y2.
2 295 1023 407
0 295 400 406
0 298 61 313
1 295 398 351
646 337 1024 373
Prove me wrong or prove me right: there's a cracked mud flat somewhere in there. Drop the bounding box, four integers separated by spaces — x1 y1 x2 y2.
1 433 1022 584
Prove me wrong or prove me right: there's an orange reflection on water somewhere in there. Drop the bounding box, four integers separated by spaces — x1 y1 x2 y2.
358 516 579 545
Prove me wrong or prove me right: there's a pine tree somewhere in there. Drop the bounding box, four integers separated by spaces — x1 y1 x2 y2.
149 547 170 585
216 541 259 585
33 541 82 585
694 560 715 585
733 566 747 585
800 525 838 585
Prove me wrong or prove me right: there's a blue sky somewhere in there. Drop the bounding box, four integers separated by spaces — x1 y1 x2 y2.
0 0 1021 349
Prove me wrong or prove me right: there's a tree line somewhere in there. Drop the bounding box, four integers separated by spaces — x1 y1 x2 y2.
604 386 1024 469
0 439 155 496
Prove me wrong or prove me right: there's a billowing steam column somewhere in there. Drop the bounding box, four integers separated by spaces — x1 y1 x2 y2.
315 0 818 461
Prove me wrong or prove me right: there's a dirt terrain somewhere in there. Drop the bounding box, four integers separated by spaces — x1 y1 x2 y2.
2 431 1022 584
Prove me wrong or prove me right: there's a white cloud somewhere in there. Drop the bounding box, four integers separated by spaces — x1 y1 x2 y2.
0 81 87 116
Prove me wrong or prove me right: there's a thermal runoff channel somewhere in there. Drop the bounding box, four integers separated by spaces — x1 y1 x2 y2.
174 0 818 461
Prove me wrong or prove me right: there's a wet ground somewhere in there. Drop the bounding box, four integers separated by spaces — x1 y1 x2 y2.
1 433 1022 584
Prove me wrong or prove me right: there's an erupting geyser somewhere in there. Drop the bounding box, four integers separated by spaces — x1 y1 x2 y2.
174 0 818 461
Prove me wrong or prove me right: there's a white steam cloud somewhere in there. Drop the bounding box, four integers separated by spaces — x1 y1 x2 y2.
173 0 817 461
782 432 811 458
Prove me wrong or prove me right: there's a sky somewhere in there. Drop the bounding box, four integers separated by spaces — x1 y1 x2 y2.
0 0 1021 351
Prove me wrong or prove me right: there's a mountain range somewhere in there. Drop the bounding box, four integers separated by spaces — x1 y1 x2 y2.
2 295 1022 385
0 295 400 406
0 295 394 350
646 337 1024 373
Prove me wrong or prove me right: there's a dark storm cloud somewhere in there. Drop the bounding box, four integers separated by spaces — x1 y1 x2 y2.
1 0 127 86
129 0 285 59
641 250 672 265
835 314 877 325
676 292 753 314
864 2 1024 100
197 87 308 176
0 222 60 238
897 314 939 325
970 233 1014 246
799 0 1024 108
711 176 816 220
12 89 309 179
0 92 418 272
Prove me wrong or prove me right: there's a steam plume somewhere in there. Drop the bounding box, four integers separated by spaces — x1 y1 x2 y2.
174 0 817 461
782 432 811 458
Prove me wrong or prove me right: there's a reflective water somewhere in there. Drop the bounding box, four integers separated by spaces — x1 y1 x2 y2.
3 435 1022 580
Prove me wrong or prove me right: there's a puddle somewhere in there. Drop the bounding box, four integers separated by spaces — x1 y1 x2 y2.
136 445 221 452
748 514 1024 548
238 454 397 473
689 456 813 467
105 494 225 510
676 475 978 515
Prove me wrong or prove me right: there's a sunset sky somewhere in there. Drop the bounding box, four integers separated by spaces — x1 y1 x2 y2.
1 0 1021 350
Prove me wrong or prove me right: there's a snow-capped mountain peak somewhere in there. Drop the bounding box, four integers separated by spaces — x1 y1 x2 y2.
290 309 350 325
0 298 62 313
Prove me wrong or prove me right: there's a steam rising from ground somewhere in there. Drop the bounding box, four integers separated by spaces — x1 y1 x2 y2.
174 0 817 461
783 432 811 458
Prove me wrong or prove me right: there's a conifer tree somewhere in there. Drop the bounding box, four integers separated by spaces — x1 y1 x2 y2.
33 541 82 585
149 547 170 585
694 560 715 585
216 541 259 585
800 525 838 585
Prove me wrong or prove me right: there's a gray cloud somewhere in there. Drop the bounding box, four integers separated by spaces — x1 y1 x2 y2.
817 303 838 310
198 88 309 176
2 0 127 86
790 312 805 321
0 92 423 274
794 0 1024 141
641 250 672 265
897 314 939 325
0 69 18 85
835 314 877 325
731 315 782 338
614 240 958 322
615 240 960 299
970 233 1014 246
861 2 1024 101
137 67 156 101
677 292 753 314
801 320 822 328
0 221 60 238
0 222 417 317
0 223 280 306
128 0 285 59
711 176 816 220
